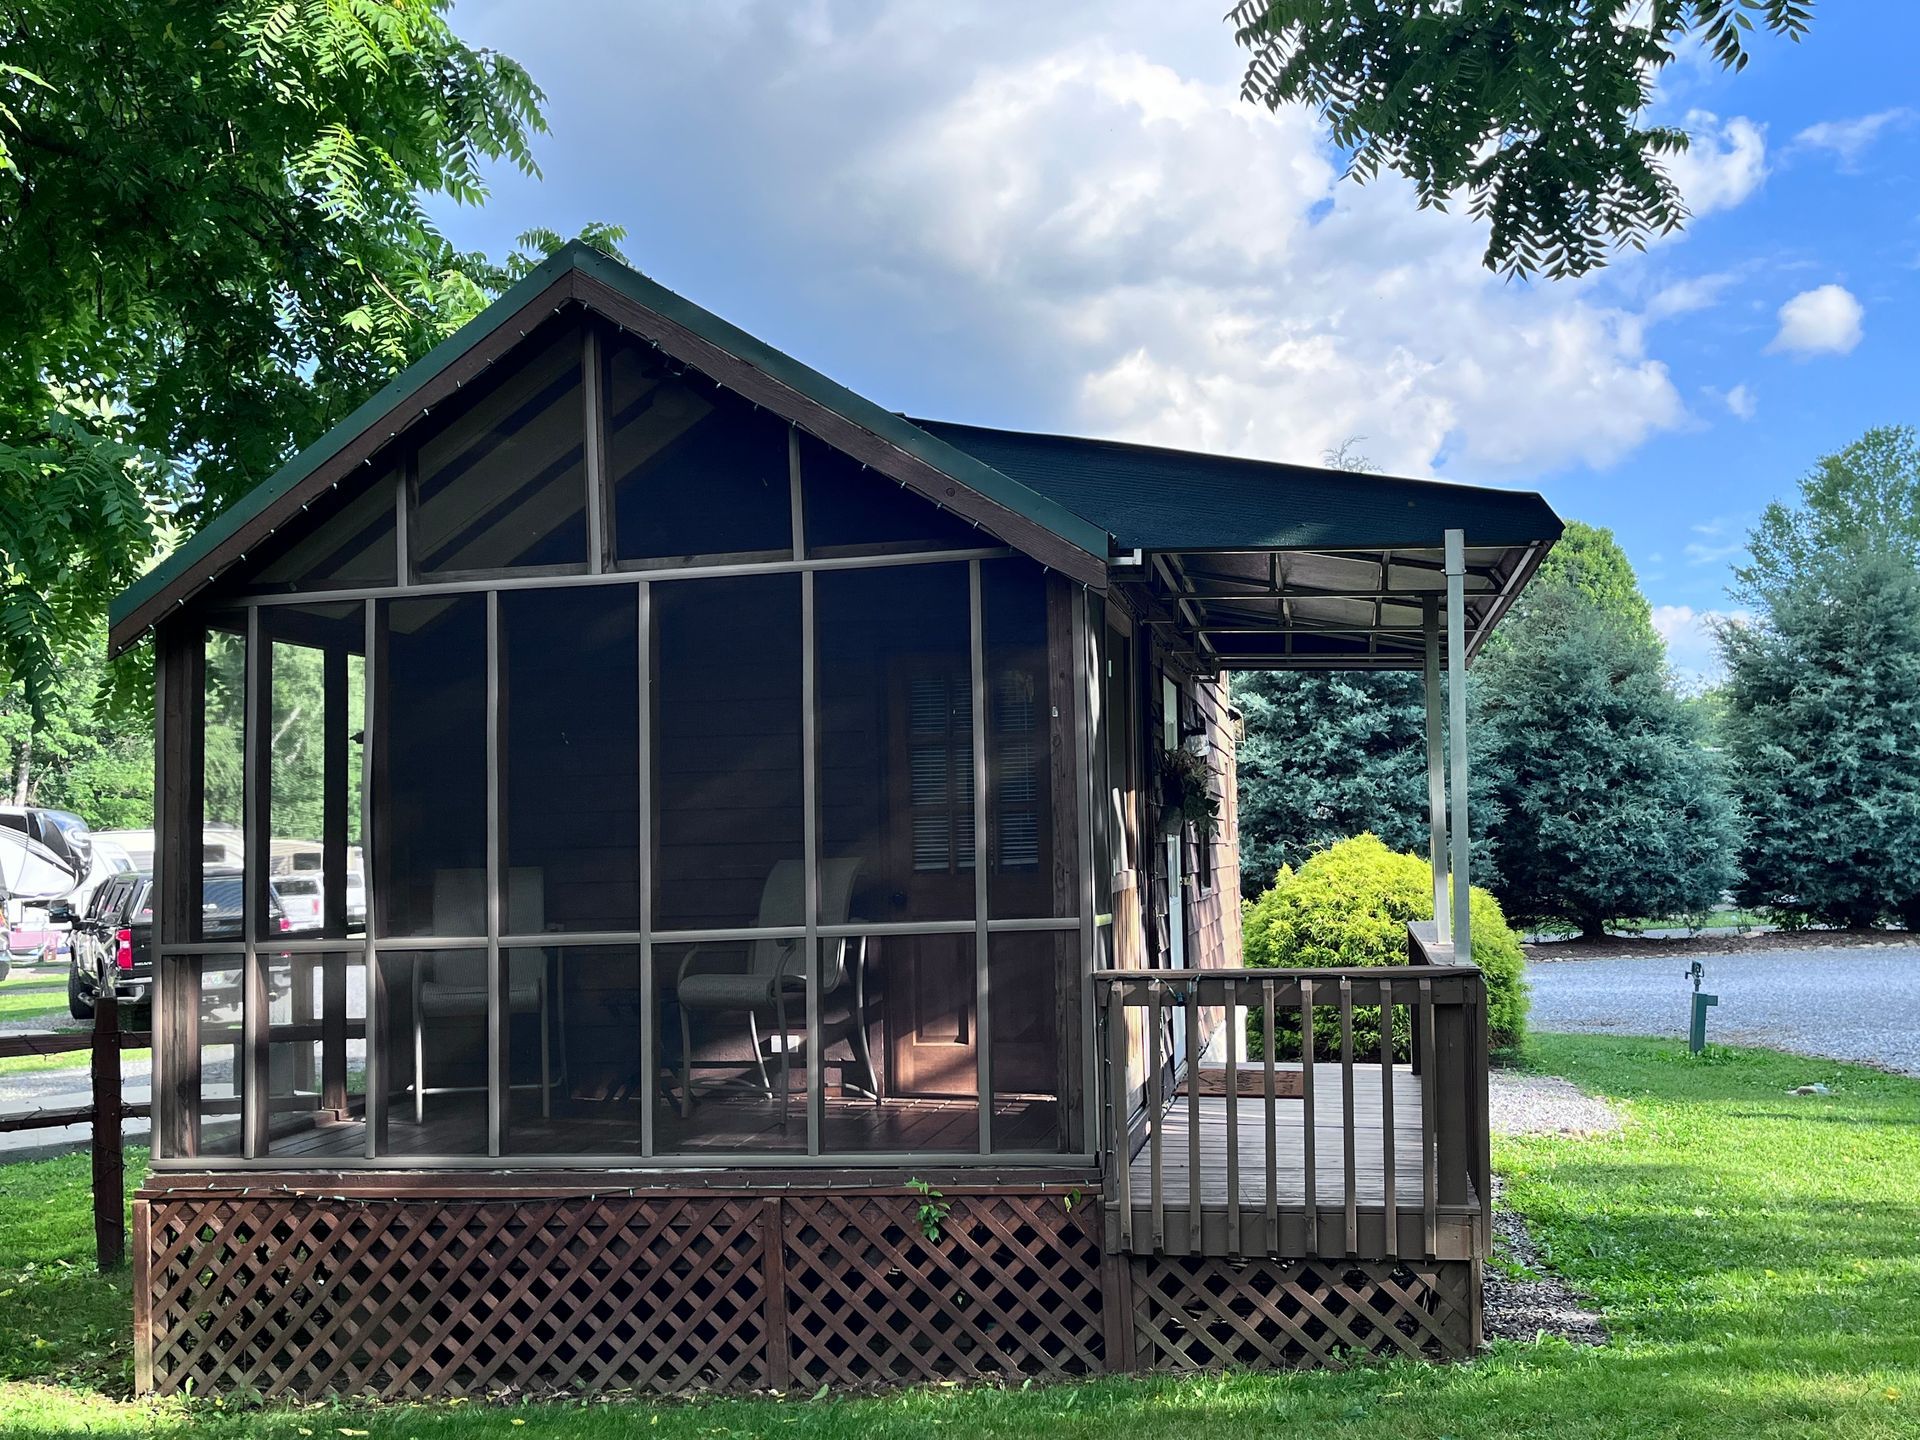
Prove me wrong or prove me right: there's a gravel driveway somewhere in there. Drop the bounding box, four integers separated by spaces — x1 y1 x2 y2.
1526 945 1920 1076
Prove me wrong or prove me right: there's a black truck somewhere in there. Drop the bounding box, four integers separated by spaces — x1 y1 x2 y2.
58 868 286 1020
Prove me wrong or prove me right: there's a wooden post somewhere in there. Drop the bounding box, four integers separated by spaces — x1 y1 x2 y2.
1444 530 1471 957
92 993 126 1269
1422 599 1448 943
131 1198 152 1390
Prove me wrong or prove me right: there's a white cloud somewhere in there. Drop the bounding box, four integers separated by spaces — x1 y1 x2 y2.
1791 108 1914 169
1664 112 1768 216
1767 284 1864 357
451 1 1708 480
1724 383 1756 420
849 42 1688 477
1653 604 1745 688
1646 272 1735 321
1683 516 1745 567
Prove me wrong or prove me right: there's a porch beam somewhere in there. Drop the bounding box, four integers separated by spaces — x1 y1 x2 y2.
1445 531 1471 956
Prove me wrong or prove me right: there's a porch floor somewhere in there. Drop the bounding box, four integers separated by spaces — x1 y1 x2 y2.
264 1091 1068 1159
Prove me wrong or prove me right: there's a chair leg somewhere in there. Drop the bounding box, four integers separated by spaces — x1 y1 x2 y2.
851 938 881 1106
775 987 792 1130
679 1004 695 1120
747 1012 773 1097
412 975 425 1127
539 979 552 1120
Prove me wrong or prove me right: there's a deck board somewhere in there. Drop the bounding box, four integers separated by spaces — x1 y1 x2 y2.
1124 1063 1426 1208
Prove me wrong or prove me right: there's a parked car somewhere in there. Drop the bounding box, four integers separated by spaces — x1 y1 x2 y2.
59 868 289 1021
272 873 324 933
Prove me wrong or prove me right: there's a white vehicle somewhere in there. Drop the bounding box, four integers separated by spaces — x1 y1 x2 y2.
272 873 325 932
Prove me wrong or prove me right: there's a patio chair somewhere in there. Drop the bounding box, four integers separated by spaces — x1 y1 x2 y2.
675 857 876 1120
410 868 555 1123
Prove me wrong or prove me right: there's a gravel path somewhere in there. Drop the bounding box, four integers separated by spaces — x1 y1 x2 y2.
1490 1070 1623 1137
1526 946 1920 1075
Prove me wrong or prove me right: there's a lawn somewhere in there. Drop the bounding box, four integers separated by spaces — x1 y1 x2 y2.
0 977 74 1028
0 1036 1915 1439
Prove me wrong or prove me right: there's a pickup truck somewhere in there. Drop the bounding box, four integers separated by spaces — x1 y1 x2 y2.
59 868 289 1021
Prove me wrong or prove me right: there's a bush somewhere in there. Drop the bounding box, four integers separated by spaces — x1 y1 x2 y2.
1241 834 1527 1059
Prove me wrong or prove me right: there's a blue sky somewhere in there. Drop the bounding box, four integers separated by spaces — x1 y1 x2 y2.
435 2 1920 681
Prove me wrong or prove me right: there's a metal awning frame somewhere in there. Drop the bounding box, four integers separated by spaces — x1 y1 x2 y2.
1137 533 1552 674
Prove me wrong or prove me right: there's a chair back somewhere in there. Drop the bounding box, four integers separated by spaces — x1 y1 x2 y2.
744 858 862 985
429 868 546 985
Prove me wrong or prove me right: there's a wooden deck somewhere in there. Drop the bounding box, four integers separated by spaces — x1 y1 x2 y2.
1097 963 1492 1263
1113 1063 1479 1260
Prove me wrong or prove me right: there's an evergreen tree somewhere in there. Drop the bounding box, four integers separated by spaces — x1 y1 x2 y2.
1232 520 1649 900
1722 557 1920 930
1471 581 1742 936
1231 670 1429 895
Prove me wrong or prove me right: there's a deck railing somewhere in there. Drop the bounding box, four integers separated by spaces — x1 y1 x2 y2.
1092 928 1489 1262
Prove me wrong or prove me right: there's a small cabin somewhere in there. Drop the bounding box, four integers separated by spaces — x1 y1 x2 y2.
111 243 1559 1398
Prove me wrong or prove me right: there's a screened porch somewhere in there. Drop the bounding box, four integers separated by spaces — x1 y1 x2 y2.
147 308 1092 1170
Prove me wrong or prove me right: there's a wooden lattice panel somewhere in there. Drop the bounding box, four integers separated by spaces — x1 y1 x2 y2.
1130 1256 1477 1370
144 1194 769 1398
781 1193 1107 1386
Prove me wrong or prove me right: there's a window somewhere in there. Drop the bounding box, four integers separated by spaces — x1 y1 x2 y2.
412 321 588 577
500 587 640 934
983 558 1073 918
261 603 365 939
237 466 397 594
196 626 246 942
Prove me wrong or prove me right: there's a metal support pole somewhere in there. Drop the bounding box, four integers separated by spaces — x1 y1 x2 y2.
1422 598 1448 943
1444 530 1471 958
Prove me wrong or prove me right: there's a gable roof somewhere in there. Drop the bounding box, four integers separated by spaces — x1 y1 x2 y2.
108 241 1111 653
110 241 1563 663
913 419 1561 554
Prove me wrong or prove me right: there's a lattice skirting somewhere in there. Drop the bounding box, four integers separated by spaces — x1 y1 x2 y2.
136 1190 1479 1397
1127 1256 1480 1370
136 1190 1107 1399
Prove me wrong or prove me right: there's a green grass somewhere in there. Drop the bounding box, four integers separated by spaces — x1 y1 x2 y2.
0 1037 1917 1438
0 978 74 1028
0 1049 149 1081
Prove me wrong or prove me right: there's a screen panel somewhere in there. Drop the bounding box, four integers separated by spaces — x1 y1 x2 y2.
412 320 588 577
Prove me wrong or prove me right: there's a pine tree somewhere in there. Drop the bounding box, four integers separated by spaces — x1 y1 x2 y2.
1231 671 1429 895
1471 582 1743 936
1722 551 1920 930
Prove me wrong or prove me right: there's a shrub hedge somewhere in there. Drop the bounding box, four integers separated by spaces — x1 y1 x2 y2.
1241 833 1528 1059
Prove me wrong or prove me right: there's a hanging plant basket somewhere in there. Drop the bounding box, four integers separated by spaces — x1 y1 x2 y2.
1158 744 1220 847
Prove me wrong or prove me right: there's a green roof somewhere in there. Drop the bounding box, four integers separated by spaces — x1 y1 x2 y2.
109 242 1110 649
914 419 1562 554
111 241 1561 651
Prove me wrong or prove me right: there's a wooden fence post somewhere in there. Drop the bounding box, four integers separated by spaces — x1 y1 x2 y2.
92 992 125 1270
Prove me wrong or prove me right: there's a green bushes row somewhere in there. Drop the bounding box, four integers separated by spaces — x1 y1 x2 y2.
1241 833 1528 1060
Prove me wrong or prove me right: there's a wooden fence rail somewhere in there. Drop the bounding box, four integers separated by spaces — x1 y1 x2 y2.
0 995 148 1268
1093 941 1490 1263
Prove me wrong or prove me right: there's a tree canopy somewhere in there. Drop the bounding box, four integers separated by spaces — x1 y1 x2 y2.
1735 425 1920 607
1527 520 1654 636
0 1 619 717
1231 1 1814 278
